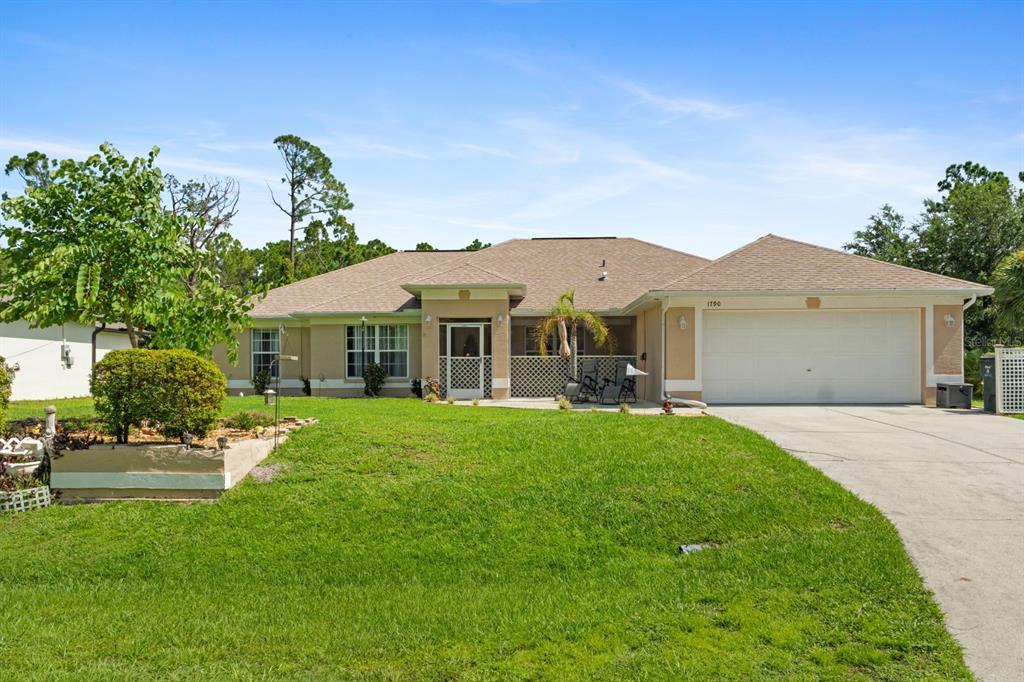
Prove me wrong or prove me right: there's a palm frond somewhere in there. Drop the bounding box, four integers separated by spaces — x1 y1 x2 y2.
576 309 613 354
534 315 560 358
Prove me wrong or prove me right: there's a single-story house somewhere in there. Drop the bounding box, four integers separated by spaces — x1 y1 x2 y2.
213 234 992 406
1 321 133 400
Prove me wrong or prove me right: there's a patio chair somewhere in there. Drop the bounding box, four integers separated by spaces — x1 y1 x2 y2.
599 360 638 404
563 359 601 403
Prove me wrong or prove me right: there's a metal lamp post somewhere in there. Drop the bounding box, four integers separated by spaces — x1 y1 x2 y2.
271 354 299 452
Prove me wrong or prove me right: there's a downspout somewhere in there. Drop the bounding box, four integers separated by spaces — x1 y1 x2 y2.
963 294 978 312
660 298 669 401
91 323 106 368
92 323 134 368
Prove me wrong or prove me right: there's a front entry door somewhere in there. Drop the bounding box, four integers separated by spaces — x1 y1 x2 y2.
447 323 485 399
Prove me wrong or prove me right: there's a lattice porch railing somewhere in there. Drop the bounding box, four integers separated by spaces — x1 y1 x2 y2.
439 356 492 399
996 346 1024 414
510 355 637 398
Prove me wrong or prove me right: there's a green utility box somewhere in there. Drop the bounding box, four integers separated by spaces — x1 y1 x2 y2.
980 354 996 413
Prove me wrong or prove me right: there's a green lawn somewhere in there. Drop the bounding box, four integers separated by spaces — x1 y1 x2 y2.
6 396 99 420
0 398 969 680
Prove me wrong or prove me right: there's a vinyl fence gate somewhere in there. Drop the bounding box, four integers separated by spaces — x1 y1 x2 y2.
994 346 1024 414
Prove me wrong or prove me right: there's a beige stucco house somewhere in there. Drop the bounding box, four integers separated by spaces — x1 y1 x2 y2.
213 234 992 406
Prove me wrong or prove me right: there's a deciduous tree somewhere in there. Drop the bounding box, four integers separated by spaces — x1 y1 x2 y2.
1 144 253 360
847 162 1024 344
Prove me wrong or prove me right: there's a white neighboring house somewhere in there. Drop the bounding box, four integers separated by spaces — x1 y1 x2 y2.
0 321 133 400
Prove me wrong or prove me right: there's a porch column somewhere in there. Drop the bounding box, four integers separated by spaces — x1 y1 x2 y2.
491 310 510 400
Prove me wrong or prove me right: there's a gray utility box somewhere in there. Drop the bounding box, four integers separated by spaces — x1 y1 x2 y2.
936 382 974 409
980 354 996 413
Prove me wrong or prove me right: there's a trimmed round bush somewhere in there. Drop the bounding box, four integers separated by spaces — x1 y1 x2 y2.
91 349 226 443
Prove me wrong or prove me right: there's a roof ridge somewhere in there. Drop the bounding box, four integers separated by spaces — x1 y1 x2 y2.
263 249 409 297
618 236 712 263
442 259 518 282
759 234 990 289
294 250 477 312
662 234 771 288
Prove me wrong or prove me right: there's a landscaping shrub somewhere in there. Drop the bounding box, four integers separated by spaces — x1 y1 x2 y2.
252 369 272 396
423 377 441 401
224 410 274 432
363 362 387 397
0 356 13 430
301 376 311 396
964 348 984 393
91 349 226 443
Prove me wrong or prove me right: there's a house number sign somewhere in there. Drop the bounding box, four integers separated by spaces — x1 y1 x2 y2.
705 300 722 308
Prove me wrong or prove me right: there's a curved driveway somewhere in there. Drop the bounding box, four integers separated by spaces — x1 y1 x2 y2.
710 405 1024 682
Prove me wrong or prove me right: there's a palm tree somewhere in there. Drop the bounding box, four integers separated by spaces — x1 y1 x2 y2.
994 249 1024 338
535 289 612 378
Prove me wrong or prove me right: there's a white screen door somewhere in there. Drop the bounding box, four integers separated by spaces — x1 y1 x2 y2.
447 323 485 399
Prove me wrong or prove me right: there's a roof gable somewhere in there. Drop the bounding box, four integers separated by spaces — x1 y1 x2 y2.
659 234 991 293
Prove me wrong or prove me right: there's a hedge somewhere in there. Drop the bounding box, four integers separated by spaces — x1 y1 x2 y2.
91 349 226 443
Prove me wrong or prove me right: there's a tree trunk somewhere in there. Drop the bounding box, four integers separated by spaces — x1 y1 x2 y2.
288 176 298 281
124 314 138 348
289 214 296 281
570 320 578 379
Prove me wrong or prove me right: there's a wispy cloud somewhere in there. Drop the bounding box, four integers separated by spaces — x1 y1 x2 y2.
614 80 741 120
450 142 518 159
0 136 96 158
196 141 274 153
159 155 279 183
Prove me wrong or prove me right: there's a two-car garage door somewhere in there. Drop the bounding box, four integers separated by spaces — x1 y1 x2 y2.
702 309 921 404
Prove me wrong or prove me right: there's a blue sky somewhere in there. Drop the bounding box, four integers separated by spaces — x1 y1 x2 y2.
1 1 1021 257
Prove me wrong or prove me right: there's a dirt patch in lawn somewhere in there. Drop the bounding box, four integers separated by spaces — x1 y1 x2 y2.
249 463 287 483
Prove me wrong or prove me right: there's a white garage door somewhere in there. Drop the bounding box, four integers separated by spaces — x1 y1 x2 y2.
702 309 921 404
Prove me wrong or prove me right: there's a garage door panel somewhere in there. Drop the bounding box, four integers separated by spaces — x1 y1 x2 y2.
702 310 921 404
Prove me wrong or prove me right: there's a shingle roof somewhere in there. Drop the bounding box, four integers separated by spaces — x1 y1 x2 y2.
250 233 989 318
251 237 709 317
467 237 709 312
251 250 468 317
658 234 991 293
404 262 522 287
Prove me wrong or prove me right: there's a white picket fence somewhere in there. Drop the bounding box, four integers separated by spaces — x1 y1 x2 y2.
995 346 1024 414
0 486 51 513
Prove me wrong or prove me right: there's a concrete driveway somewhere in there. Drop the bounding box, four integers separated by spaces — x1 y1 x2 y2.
709 405 1024 682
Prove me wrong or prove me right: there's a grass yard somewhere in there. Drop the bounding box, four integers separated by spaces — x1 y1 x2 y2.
0 398 969 680
6 396 98 420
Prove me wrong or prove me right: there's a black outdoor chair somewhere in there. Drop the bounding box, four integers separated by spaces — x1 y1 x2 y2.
599 360 638 404
563 358 600 403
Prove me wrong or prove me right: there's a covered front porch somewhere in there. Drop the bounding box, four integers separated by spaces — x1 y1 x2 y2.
431 314 645 400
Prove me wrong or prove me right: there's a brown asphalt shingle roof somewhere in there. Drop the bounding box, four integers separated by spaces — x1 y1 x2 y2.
251 237 709 317
658 234 991 292
250 234 989 318
251 250 468 317
404 262 522 287
458 237 710 312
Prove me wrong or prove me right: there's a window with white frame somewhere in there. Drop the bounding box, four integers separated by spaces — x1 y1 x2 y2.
251 328 280 379
346 324 408 378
